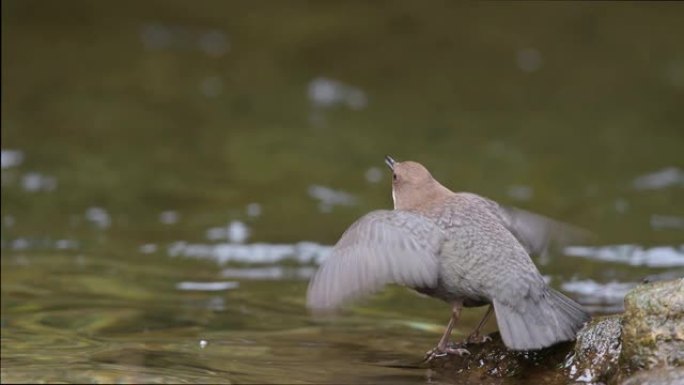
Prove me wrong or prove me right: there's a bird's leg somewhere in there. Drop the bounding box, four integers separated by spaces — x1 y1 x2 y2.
435 313 456 352
423 301 469 362
465 305 493 344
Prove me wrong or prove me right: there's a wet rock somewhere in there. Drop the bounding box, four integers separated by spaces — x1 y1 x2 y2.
426 332 573 383
426 279 683 384
564 315 622 383
620 367 684 385
620 278 684 374
424 317 621 383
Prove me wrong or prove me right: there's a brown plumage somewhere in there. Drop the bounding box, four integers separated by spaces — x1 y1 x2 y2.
306 156 590 358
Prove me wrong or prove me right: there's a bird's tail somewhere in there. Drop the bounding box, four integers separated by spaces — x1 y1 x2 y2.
493 288 590 351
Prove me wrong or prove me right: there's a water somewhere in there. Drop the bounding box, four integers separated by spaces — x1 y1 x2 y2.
2 1 683 383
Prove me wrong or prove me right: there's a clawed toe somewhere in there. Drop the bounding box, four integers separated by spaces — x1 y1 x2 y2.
466 333 492 345
423 344 470 363
444 346 470 356
423 348 447 363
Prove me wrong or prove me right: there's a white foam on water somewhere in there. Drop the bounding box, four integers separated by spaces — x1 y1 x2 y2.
85 207 111 229
564 244 684 267
632 167 684 190
21 172 57 192
307 77 368 110
168 240 332 265
1 149 24 169
221 266 316 280
176 281 239 291
159 210 179 225
308 184 357 213
562 279 636 306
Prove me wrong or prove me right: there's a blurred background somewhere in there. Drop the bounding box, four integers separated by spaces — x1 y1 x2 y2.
2 1 683 383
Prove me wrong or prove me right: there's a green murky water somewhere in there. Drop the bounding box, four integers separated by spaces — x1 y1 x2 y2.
2 1 683 383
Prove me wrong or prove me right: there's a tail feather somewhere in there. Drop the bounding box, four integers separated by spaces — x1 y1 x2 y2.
494 289 590 351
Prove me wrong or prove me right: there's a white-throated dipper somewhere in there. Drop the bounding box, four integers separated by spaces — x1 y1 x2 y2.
306 156 590 360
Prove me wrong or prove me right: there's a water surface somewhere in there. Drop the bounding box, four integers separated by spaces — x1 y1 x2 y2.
2 1 683 383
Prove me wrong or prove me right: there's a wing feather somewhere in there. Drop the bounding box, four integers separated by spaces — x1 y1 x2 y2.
475 195 590 257
307 210 443 311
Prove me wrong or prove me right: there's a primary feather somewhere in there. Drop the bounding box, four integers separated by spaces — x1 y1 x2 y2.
307 210 444 311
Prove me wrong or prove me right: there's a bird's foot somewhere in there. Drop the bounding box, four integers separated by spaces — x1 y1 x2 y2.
444 345 471 356
465 333 492 345
423 343 470 363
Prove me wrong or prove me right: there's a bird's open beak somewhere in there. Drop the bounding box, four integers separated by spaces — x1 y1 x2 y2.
384 155 395 170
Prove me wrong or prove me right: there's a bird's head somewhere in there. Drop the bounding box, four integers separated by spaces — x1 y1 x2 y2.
384 156 449 210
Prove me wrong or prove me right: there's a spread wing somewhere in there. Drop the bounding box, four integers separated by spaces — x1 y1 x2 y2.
306 210 444 311
483 199 590 257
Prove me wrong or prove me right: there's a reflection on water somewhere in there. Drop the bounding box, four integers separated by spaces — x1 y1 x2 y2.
2 1 684 383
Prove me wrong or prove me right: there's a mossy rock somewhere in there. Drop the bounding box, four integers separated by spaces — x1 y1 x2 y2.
620 278 684 375
620 367 684 385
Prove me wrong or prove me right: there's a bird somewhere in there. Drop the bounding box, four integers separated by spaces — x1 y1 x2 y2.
306 156 590 360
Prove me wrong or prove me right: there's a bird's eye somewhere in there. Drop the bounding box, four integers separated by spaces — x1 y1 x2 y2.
392 173 397 181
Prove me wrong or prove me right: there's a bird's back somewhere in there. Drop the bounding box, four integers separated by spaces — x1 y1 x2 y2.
414 192 546 305
417 192 590 350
